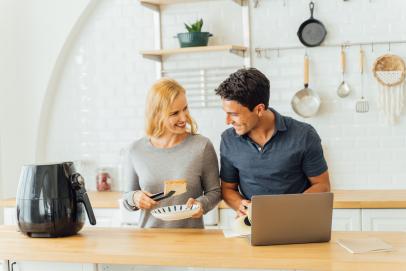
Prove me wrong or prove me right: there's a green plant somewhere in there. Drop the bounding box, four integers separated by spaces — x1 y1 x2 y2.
184 19 203 33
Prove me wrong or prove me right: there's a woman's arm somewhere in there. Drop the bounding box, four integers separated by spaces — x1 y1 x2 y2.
196 140 221 213
123 148 142 210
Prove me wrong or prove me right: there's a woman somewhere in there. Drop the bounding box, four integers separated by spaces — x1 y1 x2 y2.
123 78 221 228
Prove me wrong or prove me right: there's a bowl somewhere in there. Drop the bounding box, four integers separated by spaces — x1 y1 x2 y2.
176 32 212 48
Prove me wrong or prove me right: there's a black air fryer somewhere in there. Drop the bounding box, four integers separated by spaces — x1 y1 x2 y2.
16 162 96 237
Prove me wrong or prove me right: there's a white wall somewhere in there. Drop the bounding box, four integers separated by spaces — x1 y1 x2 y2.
0 0 16 212
2 0 406 198
0 0 90 200
252 0 406 188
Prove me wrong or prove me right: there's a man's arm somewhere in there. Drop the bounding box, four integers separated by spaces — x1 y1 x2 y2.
304 170 330 193
221 180 249 216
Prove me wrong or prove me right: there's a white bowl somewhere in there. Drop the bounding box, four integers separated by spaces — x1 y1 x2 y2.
151 204 199 221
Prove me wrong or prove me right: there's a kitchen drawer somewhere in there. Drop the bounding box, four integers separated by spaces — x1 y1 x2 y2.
4 207 17 225
8 261 95 271
332 209 362 231
362 209 406 231
203 207 219 226
87 208 122 227
219 208 236 229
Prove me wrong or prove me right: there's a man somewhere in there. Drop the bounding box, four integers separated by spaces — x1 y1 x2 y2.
215 68 330 217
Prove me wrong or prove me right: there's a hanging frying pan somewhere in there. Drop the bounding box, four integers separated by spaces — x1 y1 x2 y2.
297 1 327 47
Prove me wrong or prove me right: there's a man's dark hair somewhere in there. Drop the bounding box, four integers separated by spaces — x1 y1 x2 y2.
215 68 270 111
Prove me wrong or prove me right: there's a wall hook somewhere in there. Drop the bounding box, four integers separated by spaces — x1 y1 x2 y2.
371 42 374 52
255 48 262 58
265 50 271 60
388 41 391 52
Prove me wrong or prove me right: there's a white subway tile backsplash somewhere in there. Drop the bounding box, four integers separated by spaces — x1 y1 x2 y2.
42 0 406 191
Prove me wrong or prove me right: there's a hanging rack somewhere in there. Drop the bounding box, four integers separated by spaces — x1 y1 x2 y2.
255 39 406 57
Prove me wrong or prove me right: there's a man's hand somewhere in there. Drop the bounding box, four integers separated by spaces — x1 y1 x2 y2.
132 191 158 209
186 198 204 218
238 199 251 217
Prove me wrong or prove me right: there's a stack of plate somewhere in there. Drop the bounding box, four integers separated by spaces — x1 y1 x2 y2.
151 204 199 221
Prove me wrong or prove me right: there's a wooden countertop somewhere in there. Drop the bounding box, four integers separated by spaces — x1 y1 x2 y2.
219 189 406 209
0 226 405 270
2 190 406 209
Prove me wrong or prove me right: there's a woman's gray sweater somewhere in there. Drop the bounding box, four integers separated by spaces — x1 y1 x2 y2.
123 134 221 228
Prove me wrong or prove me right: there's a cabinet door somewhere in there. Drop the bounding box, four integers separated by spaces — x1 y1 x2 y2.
203 207 219 226
10 261 95 271
4 207 17 225
218 209 236 229
362 209 406 231
88 208 122 227
332 209 362 231
3 207 123 227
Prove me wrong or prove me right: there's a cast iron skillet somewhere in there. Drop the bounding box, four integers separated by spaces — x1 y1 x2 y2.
297 1 327 47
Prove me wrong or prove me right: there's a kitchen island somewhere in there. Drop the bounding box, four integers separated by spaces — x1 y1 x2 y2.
0 225 405 271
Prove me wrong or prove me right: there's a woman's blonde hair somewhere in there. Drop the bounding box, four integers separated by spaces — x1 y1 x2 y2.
145 78 197 137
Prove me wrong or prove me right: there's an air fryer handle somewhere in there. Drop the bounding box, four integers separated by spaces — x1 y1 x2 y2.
80 191 97 225
71 173 97 225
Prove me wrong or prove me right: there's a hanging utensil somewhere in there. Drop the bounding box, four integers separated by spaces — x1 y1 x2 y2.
373 54 406 124
297 1 327 47
337 47 351 98
355 48 369 113
291 54 321 118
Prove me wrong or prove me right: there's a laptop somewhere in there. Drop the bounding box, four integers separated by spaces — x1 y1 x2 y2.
249 192 333 246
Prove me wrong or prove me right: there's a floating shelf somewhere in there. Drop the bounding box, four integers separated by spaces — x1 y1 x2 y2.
139 0 243 6
140 45 247 58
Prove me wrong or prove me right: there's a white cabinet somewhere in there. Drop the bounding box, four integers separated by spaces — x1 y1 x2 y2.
220 208 363 231
4 206 406 232
362 209 406 231
219 209 236 229
332 209 362 231
7 261 95 271
3 206 218 228
3 207 125 227
204 207 219 226
89 208 122 227
3 208 16 225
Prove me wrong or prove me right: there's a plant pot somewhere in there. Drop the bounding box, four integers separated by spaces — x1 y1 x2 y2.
176 32 213 48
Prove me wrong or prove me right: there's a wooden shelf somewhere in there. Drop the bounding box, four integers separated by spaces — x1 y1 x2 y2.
140 45 247 57
139 0 243 6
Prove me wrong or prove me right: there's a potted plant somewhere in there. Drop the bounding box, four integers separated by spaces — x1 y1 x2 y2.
176 19 213 48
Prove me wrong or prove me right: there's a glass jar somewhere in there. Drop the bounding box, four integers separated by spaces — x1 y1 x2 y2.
96 167 112 192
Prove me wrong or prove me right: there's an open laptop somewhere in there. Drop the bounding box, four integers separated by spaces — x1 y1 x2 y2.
249 192 333 246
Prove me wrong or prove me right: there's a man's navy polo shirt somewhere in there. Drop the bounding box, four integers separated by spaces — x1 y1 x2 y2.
219 108 328 199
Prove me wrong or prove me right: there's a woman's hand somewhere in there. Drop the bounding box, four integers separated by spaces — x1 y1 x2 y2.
237 199 251 217
132 191 158 210
186 198 204 218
